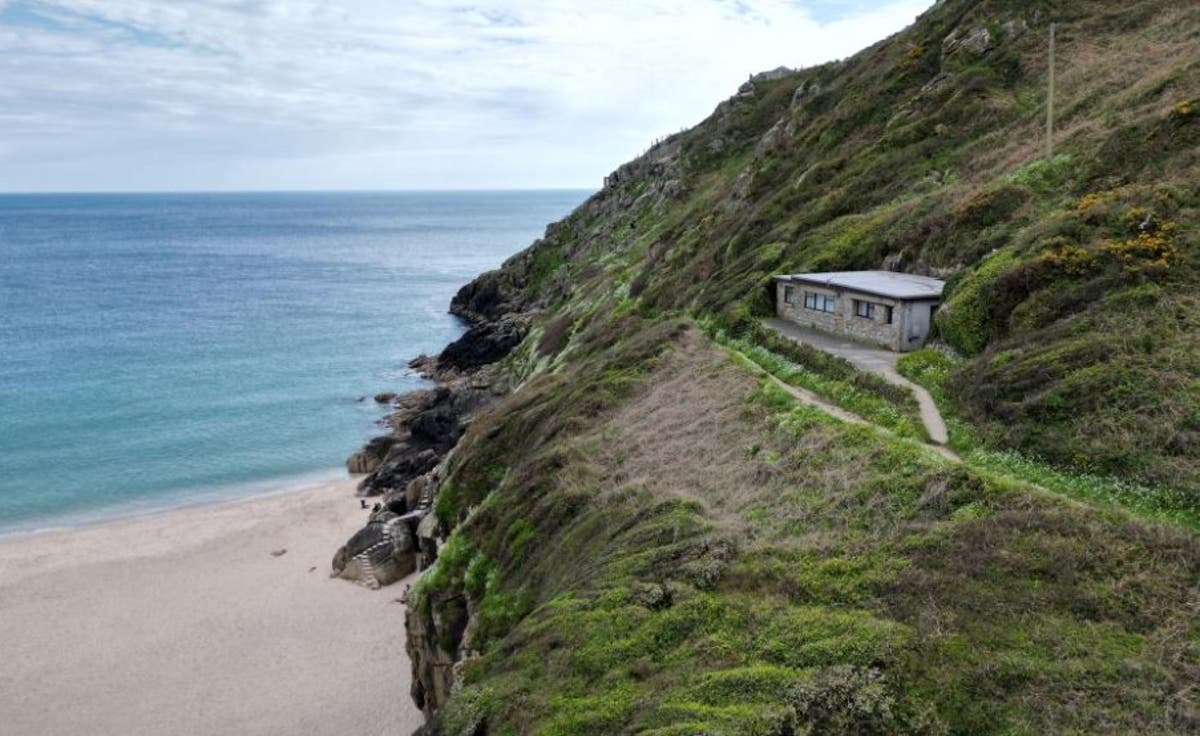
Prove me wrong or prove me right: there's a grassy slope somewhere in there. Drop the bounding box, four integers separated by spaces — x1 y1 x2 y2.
412 0 1200 732
502 0 1200 498
424 325 1199 734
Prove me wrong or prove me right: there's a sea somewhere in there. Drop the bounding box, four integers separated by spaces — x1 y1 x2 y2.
0 190 588 535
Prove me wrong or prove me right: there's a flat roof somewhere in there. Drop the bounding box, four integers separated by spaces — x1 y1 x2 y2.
774 271 945 301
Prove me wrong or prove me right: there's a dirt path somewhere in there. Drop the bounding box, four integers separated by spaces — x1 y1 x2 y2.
761 319 959 461
764 375 870 427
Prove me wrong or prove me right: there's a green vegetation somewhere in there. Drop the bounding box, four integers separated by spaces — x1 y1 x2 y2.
703 320 926 440
969 448 1200 529
408 0 1200 731
498 0 1200 491
899 347 1200 527
421 332 1199 733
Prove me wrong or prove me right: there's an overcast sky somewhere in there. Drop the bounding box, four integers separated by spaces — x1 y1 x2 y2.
0 0 932 192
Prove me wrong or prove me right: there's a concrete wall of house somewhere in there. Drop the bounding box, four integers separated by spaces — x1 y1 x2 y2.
899 299 939 352
775 281 936 352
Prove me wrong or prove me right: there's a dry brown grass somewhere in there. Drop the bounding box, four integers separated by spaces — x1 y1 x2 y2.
598 328 776 524
958 2 1200 187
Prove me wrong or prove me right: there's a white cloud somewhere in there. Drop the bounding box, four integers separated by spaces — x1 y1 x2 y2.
0 0 932 191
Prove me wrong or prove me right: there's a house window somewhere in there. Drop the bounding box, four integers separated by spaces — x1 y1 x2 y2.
784 286 796 305
854 299 876 319
884 306 894 325
804 291 835 313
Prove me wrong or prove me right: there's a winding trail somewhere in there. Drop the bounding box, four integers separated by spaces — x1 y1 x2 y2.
761 319 959 462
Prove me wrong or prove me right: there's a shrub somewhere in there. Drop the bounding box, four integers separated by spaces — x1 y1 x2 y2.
1007 154 1075 197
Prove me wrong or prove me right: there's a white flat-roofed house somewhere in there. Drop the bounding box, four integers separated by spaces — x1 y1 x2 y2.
773 271 946 352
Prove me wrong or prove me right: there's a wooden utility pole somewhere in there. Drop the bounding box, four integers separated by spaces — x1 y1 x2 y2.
1046 23 1057 158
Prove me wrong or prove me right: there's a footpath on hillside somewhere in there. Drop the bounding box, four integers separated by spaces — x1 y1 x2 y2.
761 318 958 462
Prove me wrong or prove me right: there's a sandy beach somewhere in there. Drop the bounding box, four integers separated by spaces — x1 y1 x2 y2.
0 479 425 736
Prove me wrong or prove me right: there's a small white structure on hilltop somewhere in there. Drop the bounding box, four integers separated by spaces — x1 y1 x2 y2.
772 271 945 352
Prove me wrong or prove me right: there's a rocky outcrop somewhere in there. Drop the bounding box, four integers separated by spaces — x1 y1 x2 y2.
333 382 479 589
334 274 533 591
331 509 418 589
356 384 490 501
406 589 470 720
435 320 526 374
346 435 398 474
448 270 518 325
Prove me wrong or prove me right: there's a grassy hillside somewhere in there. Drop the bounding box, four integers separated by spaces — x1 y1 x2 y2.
406 0 1200 732
492 0 1200 498
417 323 1198 734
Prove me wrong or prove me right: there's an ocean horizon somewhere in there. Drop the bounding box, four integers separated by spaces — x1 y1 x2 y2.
0 190 588 535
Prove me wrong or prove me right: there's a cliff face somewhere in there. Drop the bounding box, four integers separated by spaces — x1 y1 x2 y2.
389 0 1200 732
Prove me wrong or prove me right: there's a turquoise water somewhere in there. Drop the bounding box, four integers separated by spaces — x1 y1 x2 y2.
0 191 586 534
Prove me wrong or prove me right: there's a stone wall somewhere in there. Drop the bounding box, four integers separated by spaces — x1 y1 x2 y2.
775 281 934 351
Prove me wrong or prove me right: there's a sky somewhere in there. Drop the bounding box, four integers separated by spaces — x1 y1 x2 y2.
0 0 933 192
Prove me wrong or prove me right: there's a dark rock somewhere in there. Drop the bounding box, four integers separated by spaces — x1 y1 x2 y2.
410 404 462 446
374 391 397 404
450 270 516 324
359 445 441 497
353 382 493 498
406 587 469 719
436 320 525 373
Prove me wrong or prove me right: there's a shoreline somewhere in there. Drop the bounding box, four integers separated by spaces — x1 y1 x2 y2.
0 477 425 735
0 468 352 542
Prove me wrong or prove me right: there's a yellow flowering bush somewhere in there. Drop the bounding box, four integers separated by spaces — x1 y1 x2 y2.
1075 191 1116 211
1104 222 1179 277
1041 239 1099 276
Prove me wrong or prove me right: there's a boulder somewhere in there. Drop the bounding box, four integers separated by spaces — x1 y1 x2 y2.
942 25 993 61
346 435 398 474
